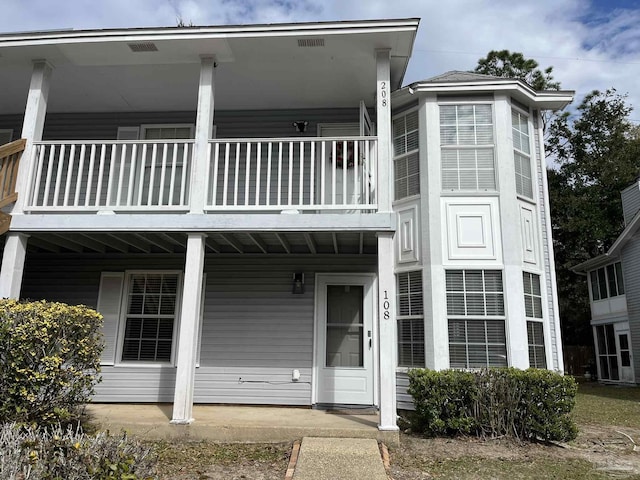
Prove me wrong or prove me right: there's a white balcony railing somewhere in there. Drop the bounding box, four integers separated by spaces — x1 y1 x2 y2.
206 137 377 211
27 140 193 211
25 136 378 213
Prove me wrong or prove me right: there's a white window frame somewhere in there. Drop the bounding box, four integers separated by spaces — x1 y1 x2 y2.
512 107 534 200
439 102 496 193
392 108 420 201
0 129 13 145
116 270 183 366
590 262 625 301
140 123 195 140
445 269 507 369
396 270 425 368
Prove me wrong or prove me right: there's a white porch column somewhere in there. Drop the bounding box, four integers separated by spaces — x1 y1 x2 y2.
0 233 29 299
171 233 206 424
377 232 398 431
375 49 392 213
14 60 53 214
189 56 216 214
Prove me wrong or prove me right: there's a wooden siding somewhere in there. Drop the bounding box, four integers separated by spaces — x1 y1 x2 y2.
21 253 376 405
621 236 640 383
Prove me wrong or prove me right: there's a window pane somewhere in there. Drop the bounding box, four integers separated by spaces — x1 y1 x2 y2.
590 271 601 301
605 324 617 354
616 263 625 295
607 264 618 297
598 268 608 299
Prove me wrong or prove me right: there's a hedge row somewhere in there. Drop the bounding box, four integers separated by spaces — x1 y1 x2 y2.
0 299 103 425
0 423 155 480
407 368 578 441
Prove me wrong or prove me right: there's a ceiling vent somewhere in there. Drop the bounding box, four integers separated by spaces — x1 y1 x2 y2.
297 38 325 48
127 42 158 52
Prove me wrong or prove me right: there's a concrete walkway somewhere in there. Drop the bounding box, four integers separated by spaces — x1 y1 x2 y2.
292 437 389 480
85 404 399 445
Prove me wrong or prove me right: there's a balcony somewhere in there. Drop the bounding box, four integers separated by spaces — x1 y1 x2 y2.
25 136 378 214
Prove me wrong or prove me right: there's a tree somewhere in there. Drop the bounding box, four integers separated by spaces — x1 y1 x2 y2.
474 50 560 91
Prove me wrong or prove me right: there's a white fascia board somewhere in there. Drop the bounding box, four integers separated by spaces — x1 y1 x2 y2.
573 210 640 273
0 18 420 47
10 213 394 232
408 81 574 110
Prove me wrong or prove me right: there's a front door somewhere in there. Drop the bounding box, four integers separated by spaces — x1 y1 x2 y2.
618 331 634 382
315 274 375 405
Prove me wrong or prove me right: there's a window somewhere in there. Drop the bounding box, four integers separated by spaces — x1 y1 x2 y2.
512 110 533 198
590 262 624 301
141 125 193 140
446 270 507 368
393 110 420 200
397 271 424 367
440 104 495 191
523 272 546 368
121 272 181 362
595 324 619 380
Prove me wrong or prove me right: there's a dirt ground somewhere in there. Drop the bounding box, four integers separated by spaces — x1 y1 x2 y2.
155 423 640 479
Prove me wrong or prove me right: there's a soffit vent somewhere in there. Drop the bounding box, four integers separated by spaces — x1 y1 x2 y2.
297 38 325 48
128 42 158 52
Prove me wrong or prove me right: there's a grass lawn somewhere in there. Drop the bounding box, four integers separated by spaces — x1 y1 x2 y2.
574 381 640 428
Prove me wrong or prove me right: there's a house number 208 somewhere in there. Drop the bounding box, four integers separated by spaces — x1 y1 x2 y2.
383 290 390 320
379 81 387 108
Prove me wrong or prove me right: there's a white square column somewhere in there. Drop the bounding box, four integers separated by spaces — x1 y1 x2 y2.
171 233 206 424
0 233 29 299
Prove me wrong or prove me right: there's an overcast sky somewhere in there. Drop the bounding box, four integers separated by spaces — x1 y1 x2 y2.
2 0 639 122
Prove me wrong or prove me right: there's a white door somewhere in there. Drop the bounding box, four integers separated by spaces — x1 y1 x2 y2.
315 274 375 405
617 330 634 382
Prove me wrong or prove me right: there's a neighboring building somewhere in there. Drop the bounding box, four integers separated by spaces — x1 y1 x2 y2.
574 181 640 384
0 18 573 430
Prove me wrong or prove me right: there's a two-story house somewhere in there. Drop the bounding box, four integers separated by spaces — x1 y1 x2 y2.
574 181 640 384
0 18 573 431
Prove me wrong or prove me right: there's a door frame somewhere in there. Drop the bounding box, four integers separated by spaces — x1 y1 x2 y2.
312 273 378 406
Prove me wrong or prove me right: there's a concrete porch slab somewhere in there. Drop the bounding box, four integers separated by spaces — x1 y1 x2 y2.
85 404 399 445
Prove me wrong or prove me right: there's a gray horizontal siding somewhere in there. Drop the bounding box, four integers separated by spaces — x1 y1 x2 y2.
621 237 640 383
622 184 640 226
21 253 377 405
396 372 414 410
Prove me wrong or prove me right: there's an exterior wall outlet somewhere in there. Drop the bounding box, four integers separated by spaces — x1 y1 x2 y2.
292 369 300 381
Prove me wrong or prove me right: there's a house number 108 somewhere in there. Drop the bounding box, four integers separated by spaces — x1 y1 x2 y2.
382 290 390 320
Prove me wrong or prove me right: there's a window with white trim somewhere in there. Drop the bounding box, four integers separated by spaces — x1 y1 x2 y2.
440 104 495 191
397 271 424 367
393 110 420 200
121 272 181 362
512 110 533 198
523 272 546 368
446 270 507 368
589 262 624 301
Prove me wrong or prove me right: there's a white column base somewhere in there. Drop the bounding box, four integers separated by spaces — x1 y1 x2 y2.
169 418 194 425
0 233 29 299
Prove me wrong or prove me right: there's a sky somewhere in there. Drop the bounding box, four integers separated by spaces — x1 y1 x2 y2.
1 0 639 122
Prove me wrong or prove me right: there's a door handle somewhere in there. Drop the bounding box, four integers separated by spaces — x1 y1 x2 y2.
369 338 372 349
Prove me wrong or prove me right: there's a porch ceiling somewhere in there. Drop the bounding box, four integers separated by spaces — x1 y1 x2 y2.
20 231 379 255
0 19 418 114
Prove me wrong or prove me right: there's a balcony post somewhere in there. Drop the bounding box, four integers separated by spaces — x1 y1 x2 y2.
0 233 29 299
189 56 216 214
171 232 206 424
375 49 392 212
14 60 53 214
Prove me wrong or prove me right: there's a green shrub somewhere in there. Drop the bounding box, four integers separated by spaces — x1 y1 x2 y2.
0 423 156 480
408 368 578 442
0 299 103 425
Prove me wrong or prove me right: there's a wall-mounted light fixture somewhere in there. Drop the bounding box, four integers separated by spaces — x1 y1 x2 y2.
293 121 308 134
292 272 305 294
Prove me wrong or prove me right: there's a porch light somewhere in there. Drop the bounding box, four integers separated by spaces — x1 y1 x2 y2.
293 121 308 134
292 272 305 294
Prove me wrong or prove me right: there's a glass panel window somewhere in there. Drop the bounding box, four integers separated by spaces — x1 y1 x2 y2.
393 111 420 200
512 109 533 199
440 104 495 192
445 270 504 317
589 262 625 301
527 321 547 368
397 271 424 367
448 319 507 368
122 273 180 362
523 272 543 319
595 323 620 380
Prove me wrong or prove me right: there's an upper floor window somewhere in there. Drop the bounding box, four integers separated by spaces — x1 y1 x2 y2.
440 104 495 191
393 110 420 200
590 262 625 301
512 110 533 199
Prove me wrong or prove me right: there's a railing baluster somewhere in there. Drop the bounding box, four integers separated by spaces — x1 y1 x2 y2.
277 142 283 206
116 144 127 206
106 144 116 206
320 141 326 205
52 144 66 207
42 145 56 207
310 141 315 206
210 143 219 207
353 140 359 205
74 144 86 206
32 145 46 207
158 143 168 206
342 140 347 207
331 141 336 205
288 142 293 206
255 143 261 206
136 144 147 206
266 142 272 206
244 142 251 206
234 143 240 206
95 145 106 207
180 142 189 206
298 141 304 206
63 144 76 206
168 142 178 206
127 143 138 207
85 144 96 207
147 143 157 206
222 143 230 206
